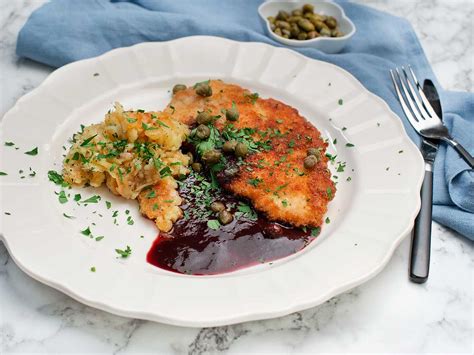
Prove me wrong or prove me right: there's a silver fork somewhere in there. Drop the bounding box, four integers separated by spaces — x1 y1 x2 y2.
390 66 474 168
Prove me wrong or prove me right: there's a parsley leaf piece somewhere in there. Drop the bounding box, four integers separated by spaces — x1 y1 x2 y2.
25 147 38 156
115 245 132 258
207 219 221 230
106 201 112 209
345 143 355 147
80 134 97 147
48 170 70 187
63 213 75 219
4 142 14 146
325 217 330 224
81 227 91 236
248 178 263 187
58 191 68 204
0 171 7 176
74 194 81 202
90 266 96 272
81 195 101 204
311 227 321 236
95 236 104 241
338 99 343 105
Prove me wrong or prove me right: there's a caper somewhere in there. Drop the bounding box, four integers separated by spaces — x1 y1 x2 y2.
325 16 337 29
274 28 283 36
196 111 213 125
195 124 210 139
282 29 291 37
290 24 300 38
172 84 186 95
297 32 308 41
297 19 315 32
320 27 331 37
235 142 248 158
307 147 321 159
187 152 194 165
275 20 291 31
210 201 225 212
304 155 318 169
225 106 239 121
302 4 314 14
191 162 202 172
270 23 276 31
282 34 290 39
195 82 212 97
276 10 290 21
267 16 276 24
332 29 344 37
223 140 237 154
308 13 325 25
202 149 222 164
307 31 318 39
291 9 303 16
312 20 327 31
289 15 303 23
218 210 233 225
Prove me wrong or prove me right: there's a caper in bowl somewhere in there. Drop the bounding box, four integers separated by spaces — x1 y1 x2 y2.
258 1 356 53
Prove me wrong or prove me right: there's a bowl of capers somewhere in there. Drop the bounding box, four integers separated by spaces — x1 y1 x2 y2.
258 1 356 53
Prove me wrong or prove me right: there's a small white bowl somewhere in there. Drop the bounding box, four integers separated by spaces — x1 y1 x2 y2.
258 0 356 53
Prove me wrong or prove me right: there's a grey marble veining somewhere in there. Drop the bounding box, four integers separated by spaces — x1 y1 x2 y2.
0 0 473 354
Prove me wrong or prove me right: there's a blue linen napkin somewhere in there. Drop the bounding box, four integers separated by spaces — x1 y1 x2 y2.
16 0 474 240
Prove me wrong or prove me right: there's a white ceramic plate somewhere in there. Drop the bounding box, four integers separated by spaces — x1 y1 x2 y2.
0 36 423 327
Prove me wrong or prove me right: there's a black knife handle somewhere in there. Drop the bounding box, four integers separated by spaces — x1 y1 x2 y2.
452 142 474 169
410 164 433 284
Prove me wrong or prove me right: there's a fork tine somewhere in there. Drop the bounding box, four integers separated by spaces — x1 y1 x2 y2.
401 67 431 120
394 68 426 124
407 65 439 119
390 69 421 130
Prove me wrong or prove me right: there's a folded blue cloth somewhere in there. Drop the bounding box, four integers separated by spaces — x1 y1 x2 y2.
16 0 474 240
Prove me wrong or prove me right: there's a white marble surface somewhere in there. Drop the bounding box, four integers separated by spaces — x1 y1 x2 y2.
0 0 473 353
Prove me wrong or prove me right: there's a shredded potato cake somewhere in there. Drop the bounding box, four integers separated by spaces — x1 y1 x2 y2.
63 103 190 231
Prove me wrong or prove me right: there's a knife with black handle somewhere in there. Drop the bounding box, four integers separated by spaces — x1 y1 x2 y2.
409 79 441 284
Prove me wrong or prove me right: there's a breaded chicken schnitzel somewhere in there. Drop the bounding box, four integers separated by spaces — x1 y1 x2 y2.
167 80 335 228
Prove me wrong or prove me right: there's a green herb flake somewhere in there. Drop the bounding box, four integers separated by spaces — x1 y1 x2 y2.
147 190 156 199
126 117 137 123
5 212 11 215
4 142 14 146
115 245 132 258
58 191 68 204
311 227 321 236
90 266 96 272
345 143 355 147
80 134 97 147
0 171 7 176
207 219 221 230
81 227 91 236
74 194 82 202
333 138 337 145
346 176 352 182
63 213 75 219
81 195 101 204
326 187 333 199
25 147 38 156
106 201 112 209
325 217 330 224
338 99 343 105
282 199 288 207
244 92 259 104
342 127 347 131
248 178 263 187
398 150 404 154
48 170 70 187
95 236 104 241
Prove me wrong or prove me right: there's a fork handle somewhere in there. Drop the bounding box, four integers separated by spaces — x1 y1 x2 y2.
410 163 433 284
443 138 474 168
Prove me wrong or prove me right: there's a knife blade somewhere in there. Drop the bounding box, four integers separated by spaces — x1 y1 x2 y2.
409 79 441 284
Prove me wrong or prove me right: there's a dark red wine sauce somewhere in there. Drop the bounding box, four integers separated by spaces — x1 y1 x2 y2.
147 174 317 275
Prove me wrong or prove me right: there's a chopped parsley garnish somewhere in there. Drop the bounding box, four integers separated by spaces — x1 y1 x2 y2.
146 190 156 199
90 266 96 272
142 122 158 131
311 227 321 236
282 199 289 207
63 213 75 219
25 147 38 156
0 171 7 176
288 139 295 148
80 134 97 147
346 176 352 182
276 119 283 124
74 194 81 202
127 216 134 225
342 127 347 131
333 138 337 145
58 191 68 204
126 117 137 123
81 195 101 204
338 99 343 105
398 150 404 154
248 178 263 187
81 227 91 236
112 211 119 218
95 236 104 241
235 202 258 221
345 143 355 147
326 187 333 199
106 201 112 209
48 170 69 187
244 92 259 104
325 217 330 224
4 142 14 146
207 220 221 230
115 245 132 258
